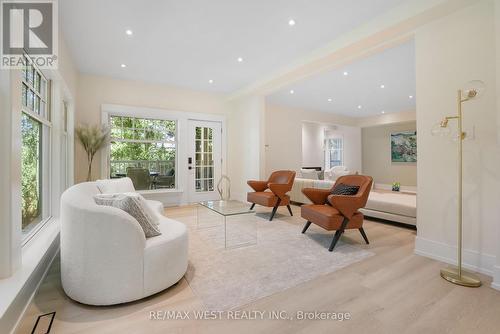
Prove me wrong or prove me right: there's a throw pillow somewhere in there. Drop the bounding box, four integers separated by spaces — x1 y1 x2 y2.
331 183 360 196
123 192 160 226
94 194 161 238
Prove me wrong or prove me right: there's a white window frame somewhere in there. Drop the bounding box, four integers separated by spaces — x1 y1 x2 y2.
20 56 53 243
325 136 344 170
60 101 71 191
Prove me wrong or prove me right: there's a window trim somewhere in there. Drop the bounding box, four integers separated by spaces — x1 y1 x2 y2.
20 57 53 242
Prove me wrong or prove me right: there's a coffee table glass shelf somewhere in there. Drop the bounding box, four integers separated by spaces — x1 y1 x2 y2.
197 200 257 249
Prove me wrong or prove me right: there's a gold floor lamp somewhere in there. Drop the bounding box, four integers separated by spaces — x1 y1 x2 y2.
431 80 485 287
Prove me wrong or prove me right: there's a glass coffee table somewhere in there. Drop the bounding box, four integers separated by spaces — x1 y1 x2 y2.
197 200 257 249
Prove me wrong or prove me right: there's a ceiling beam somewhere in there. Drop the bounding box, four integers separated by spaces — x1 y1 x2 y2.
229 0 478 100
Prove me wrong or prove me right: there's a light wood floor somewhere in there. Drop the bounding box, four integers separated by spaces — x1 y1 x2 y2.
15 205 500 334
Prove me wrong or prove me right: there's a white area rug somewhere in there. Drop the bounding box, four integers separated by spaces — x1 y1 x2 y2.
184 209 374 311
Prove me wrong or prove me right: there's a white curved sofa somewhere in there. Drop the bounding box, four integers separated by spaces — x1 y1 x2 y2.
60 180 188 305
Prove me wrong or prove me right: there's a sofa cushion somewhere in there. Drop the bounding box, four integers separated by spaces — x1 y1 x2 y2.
365 190 416 218
301 204 363 230
94 194 161 238
96 177 136 194
247 191 290 207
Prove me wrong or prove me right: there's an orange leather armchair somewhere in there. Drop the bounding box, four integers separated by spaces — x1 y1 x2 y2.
247 170 296 221
300 175 373 251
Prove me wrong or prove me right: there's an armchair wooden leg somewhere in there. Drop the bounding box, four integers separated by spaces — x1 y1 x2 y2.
302 221 312 234
249 203 255 210
359 227 369 244
269 199 281 221
328 217 350 252
329 230 342 252
286 205 293 216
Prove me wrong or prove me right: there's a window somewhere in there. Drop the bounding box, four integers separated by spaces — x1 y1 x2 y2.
21 56 51 235
109 116 176 190
325 137 344 169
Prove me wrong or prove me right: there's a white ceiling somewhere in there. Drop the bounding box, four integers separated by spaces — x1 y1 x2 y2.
60 0 407 93
266 40 416 117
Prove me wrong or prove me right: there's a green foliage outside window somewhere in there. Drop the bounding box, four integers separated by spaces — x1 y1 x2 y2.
21 114 41 228
110 116 176 177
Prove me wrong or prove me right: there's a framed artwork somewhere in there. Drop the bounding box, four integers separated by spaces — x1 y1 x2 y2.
391 131 417 162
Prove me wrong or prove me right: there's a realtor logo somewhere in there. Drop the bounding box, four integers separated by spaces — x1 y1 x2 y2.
1 0 58 69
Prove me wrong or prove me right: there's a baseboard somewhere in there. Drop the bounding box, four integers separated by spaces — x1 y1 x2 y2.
414 236 495 277
491 265 500 291
2 235 60 334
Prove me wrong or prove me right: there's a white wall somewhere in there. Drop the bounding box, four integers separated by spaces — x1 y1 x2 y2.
301 122 325 168
0 70 22 279
265 104 358 175
492 0 500 289
415 0 500 280
301 121 362 173
227 96 266 201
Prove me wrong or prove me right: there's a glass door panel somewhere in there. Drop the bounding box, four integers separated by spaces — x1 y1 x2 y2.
188 121 222 202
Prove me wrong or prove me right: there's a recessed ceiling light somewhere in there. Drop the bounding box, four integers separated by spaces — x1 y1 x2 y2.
288 19 296 26
343 71 349 76
125 29 133 36
380 84 385 88
237 57 243 63
357 105 362 109
289 89 295 94
120 63 126 68
327 98 332 102
381 110 385 114
409 95 414 99
208 79 214 84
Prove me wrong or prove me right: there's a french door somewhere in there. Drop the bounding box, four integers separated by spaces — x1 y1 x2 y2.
187 120 222 202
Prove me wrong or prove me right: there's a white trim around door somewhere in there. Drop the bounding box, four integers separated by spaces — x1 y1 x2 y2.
187 120 222 203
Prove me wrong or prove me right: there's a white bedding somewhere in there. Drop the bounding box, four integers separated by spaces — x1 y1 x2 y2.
365 190 416 218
